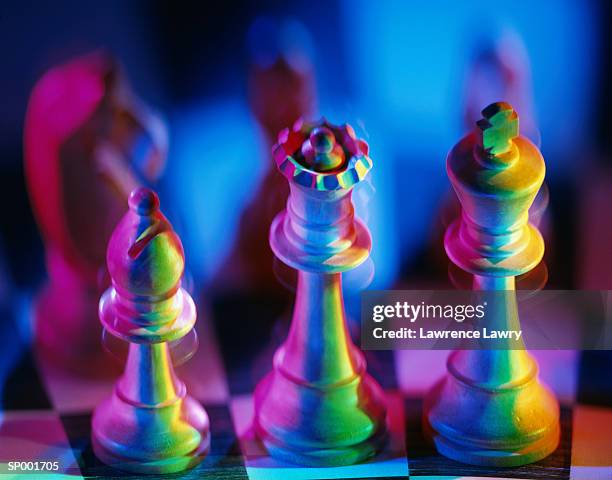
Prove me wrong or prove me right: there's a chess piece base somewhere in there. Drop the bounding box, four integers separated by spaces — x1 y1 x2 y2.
424 372 560 467
92 436 210 474
254 361 387 467
92 392 210 474
425 420 559 467
257 424 387 467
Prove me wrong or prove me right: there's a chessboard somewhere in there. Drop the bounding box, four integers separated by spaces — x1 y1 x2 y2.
1 289 610 480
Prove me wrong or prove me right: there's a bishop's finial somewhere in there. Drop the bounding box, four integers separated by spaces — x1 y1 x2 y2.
128 187 160 215
106 187 184 319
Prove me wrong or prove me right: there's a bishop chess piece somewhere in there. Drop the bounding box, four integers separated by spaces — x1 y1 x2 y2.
92 188 209 473
24 52 167 374
254 120 387 466
424 102 560 466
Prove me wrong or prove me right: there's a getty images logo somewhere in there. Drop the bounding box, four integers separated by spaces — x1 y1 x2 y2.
372 301 487 323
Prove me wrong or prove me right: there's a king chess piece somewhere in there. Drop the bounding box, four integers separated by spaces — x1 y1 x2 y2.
92 188 209 473
424 102 560 466
437 33 549 290
253 120 387 466
24 52 167 375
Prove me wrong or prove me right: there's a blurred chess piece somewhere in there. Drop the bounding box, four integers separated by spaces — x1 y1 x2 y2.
213 17 316 292
92 188 209 473
463 30 538 143
24 51 168 375
248 17 316 146
424 102 560 466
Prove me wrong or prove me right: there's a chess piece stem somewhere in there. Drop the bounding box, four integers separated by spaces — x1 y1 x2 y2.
425 102 560 467
254 120 386 466
282 272 358 384
92 188 209 474
118 343 183 405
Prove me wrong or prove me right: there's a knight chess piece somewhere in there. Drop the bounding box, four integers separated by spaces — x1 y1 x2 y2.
92 188 209 473
253 120 387 466
24 52 167 375
424 102 560 466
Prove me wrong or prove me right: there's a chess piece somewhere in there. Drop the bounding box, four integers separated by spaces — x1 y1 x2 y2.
254 120 387 466
463 30 538 143
432 31 549 289
247 16 316 146
24 52 167 374
424 102 560 466
214 16 316 292
92 188 209 473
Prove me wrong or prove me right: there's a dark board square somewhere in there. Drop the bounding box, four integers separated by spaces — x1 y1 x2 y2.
364 350 398 390
212 292 291 396
577 351 612 407
3 350 51 411
1 305 51 411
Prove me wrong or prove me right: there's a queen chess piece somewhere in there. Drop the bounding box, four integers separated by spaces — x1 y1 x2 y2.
92 188 209 473
253 120 387 466
424 102 560 466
